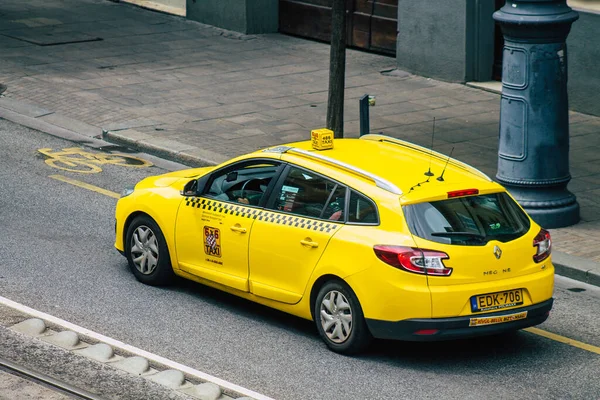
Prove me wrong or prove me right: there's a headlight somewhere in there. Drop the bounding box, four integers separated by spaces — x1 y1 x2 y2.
121 186 135 198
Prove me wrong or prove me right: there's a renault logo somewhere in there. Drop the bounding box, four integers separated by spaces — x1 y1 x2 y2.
494 245 502 260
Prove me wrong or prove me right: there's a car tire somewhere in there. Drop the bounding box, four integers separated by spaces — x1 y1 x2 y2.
125 215 174 286
314 281 372 355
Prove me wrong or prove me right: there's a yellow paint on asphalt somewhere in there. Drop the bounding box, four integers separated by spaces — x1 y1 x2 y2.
39 147 152 174
525 327 600 355
49 174 120 199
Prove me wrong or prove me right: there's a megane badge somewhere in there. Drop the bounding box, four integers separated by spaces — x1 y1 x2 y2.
494 245 502 260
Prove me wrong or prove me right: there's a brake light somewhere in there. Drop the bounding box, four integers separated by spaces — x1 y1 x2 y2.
447 189 479 198
373 245 452 276
533 228 551 263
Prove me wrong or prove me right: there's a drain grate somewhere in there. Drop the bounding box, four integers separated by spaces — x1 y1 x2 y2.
1 27 101 46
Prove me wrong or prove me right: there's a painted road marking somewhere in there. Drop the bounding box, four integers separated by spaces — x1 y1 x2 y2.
0 295 275 400
525 327 600 355
49 175 120 199
39 147 152 174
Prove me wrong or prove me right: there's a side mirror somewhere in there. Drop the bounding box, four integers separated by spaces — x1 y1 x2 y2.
181 179 198 197
226 171 238 182
181 175 209 197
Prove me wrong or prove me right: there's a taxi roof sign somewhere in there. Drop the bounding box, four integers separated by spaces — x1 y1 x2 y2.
311 128 334 150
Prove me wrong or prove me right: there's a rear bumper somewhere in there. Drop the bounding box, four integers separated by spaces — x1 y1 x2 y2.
366 298 553 341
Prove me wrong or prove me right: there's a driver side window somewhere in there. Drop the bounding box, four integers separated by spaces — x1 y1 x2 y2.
205 161 281 206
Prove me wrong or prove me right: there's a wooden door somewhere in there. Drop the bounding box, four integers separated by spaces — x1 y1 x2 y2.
279 0 398 55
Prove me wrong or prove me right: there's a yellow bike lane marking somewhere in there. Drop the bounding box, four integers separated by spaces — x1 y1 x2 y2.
49 175 121 199
44 150 600 358
39 147 152 174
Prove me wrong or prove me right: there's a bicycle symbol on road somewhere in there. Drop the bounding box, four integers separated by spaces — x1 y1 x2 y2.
38 147 153 174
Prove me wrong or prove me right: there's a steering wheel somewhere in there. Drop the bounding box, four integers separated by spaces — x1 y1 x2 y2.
236 178 266 204
241 178 264 194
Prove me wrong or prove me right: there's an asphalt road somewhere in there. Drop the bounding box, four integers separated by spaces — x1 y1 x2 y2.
0 118 599 400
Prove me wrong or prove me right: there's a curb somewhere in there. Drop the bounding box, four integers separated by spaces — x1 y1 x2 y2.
552 251 600 287
0 296 273 400
102 129 224 168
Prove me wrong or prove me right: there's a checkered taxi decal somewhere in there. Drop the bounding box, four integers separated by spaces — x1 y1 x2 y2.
185 198 339 233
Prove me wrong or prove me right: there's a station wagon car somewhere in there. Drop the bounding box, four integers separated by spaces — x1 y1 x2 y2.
115 133 554 354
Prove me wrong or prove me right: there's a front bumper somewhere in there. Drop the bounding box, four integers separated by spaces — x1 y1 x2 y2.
366 298 553 341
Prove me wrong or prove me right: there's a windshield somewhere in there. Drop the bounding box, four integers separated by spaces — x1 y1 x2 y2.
403 192 530 246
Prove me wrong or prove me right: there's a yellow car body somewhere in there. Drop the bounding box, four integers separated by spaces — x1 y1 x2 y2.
115 134 554 353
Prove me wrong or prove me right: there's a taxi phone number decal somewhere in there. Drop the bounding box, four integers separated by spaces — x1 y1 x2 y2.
203 226 221 257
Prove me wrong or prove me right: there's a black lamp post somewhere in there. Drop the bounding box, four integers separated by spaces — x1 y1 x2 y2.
494 0 579 228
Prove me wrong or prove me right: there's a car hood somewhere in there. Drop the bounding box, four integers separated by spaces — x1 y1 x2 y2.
135 166 215 189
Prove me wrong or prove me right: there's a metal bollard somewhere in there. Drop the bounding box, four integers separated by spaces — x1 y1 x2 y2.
494 0 579 228
359 95 375 137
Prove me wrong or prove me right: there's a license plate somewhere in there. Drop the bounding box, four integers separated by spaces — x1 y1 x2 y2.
470 289 524 312
469 311 528 327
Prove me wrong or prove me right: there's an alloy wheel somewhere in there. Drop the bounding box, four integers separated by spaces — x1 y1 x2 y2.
319 290 353 343
130 225 159 275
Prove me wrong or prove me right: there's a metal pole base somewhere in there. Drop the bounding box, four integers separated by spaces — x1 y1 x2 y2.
502 184 580 228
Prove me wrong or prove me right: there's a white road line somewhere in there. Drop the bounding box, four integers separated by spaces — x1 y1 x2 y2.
0 295 276 400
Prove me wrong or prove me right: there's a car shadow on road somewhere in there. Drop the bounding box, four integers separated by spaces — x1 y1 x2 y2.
173 277 318 336
168 276 559 365
361 330 559 370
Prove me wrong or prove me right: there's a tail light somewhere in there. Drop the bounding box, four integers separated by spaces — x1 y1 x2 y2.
373 245 452 276
533 229 551 263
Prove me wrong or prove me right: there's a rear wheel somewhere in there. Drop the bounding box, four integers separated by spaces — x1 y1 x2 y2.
314 281 372 354
125 215 174 286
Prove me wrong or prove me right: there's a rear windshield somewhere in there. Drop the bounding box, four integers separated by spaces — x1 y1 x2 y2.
403 192 530 246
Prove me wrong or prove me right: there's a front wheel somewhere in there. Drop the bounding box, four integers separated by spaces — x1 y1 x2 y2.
314 281 372 355
125 215 174 286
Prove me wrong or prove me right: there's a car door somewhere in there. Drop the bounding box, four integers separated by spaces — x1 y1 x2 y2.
175 159 283 292
248 165 346 304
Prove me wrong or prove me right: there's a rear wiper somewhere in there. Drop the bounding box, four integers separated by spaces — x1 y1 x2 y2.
431 232 486 240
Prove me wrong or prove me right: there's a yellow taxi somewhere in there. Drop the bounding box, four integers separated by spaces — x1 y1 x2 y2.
114 132 554 354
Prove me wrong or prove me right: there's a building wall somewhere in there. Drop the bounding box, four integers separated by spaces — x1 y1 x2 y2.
396 0 468 82
567 11 600 117
186 0 277 34
395 2 599 117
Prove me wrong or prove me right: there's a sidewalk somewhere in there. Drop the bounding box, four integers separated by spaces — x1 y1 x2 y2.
0 0 599 285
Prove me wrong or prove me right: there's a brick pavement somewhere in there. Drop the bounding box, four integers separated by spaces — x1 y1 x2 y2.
1 0 600 262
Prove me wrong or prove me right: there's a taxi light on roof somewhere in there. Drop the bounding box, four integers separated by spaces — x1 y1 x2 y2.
311 128 334 150
447 189 479 198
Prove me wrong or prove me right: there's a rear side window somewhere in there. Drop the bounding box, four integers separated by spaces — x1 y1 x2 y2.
403 192 530 246
348 191 378 224
272 166 344 220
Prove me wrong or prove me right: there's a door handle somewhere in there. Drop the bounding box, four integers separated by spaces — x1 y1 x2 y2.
300 239 319 248
230 225 247 233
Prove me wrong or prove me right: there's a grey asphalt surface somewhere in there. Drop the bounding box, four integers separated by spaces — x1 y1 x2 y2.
0 118 599 400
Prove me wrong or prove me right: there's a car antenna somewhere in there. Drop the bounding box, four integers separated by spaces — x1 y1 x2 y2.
436 147 455 182
424 117 435 177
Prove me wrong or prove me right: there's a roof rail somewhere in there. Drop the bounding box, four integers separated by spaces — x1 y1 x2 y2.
274 147 402 195
360 134 492 182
